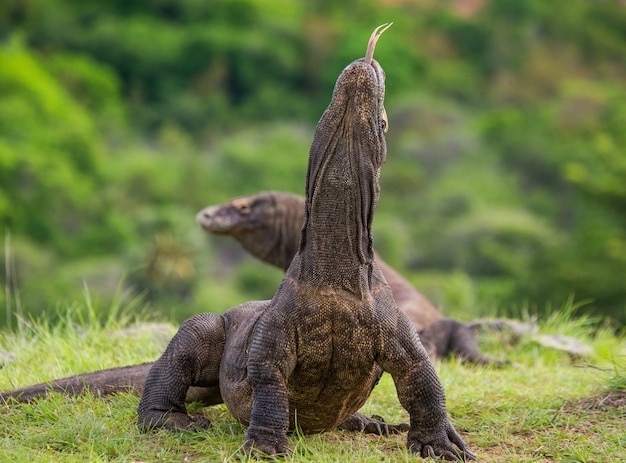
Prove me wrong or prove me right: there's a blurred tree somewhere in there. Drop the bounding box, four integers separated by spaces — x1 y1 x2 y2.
0 0 625 326
0 38 127 256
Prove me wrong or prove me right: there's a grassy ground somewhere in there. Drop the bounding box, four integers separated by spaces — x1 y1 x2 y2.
0 299 624 463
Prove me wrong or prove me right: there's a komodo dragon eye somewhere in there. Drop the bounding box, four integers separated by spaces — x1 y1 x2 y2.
233 200 252 215
381 107 388 133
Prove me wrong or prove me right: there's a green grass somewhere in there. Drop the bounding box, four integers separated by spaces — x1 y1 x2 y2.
0 299 624 463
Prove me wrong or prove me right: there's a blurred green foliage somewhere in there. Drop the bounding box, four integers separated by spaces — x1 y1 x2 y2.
0 0 625 326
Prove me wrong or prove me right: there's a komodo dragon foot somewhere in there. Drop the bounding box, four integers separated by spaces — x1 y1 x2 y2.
338 412 410 436
138 408 211 432
408 422 477 461
242 425 292 457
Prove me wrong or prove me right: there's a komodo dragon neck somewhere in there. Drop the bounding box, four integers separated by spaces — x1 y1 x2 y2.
292 34 388 297
264 193 306 269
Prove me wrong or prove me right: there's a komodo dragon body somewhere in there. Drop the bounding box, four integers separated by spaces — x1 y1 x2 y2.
197 191 493 364
137 25 474 459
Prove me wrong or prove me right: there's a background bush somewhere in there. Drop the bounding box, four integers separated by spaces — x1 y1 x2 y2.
0 0 625 326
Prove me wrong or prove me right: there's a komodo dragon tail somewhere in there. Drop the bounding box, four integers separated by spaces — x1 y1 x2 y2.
1 362 220 404
0 363 153 404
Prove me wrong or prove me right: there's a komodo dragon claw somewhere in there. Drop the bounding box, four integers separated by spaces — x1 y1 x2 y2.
408 422 477 461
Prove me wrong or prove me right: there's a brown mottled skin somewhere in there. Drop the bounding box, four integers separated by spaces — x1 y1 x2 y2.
137 25 474 459
197 191 493 364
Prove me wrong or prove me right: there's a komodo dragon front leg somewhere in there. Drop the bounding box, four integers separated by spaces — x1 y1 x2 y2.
137 311 227 430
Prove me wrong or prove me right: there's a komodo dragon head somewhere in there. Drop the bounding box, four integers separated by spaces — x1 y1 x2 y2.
196 192 305 270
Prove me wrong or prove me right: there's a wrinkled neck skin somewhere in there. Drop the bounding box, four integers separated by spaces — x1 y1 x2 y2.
235 193 305 271
293 59 387 297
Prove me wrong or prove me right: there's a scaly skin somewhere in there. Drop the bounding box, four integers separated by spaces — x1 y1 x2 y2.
138 25 475 460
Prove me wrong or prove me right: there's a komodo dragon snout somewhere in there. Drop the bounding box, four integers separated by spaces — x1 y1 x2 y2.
197 194 275 234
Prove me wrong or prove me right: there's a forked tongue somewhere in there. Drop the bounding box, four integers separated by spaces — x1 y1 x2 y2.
365 23 393 65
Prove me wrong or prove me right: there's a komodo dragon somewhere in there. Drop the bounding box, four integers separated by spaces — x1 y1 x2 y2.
0 33 489 411
136 24 474 459
197 191 494 364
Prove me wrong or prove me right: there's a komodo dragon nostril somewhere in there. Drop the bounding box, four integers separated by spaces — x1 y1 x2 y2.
195 208 215 225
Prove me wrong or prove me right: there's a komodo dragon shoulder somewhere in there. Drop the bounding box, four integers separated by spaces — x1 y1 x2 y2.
197 190 496 364
137 25 475 460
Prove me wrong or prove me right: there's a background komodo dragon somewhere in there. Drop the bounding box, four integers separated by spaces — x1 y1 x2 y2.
0 191 495 405
136 24 474 459
197 190 495 365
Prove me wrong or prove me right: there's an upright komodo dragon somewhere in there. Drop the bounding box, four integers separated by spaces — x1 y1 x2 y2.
135 24 474 459
197 191 494 364
1 30 489 412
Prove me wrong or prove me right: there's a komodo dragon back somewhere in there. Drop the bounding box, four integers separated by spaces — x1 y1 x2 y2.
137 24 475 460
